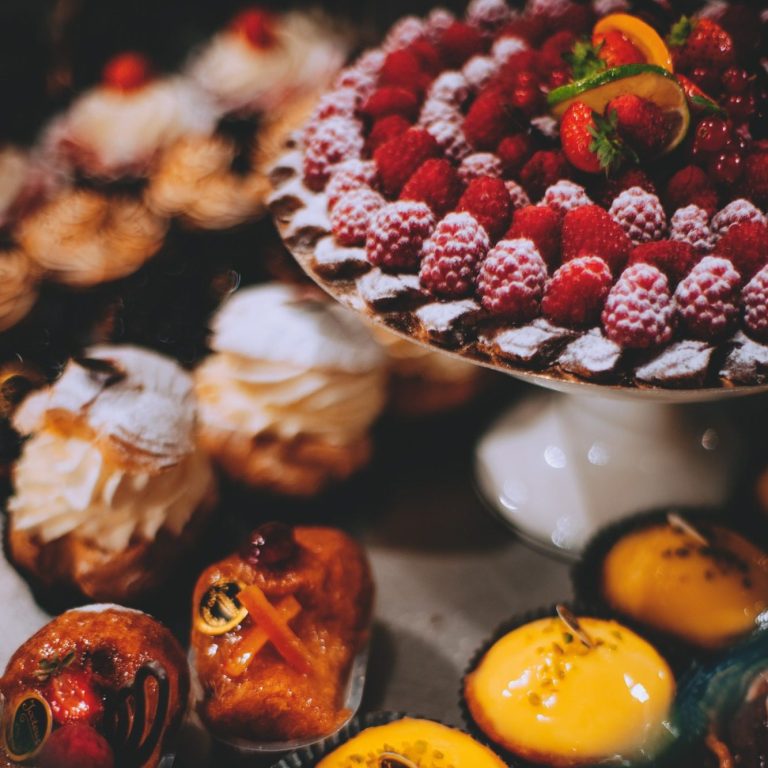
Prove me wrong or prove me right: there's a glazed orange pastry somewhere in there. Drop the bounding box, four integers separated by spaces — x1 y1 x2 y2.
190 523 373 743
0 606 189 768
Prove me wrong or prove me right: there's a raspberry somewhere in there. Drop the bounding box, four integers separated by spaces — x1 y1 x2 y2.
561 204 632 275
379 50 431 95
542 256 613 328
715 221 768 280
505 181 531 211
418 98 461 130
425 119 472 162
361 87 420 121
711 198 767 236
400 158 463 217
366 115 412 154
326 160 377 210
306 89 358 128
462 56 499 91
383 16 427 52
609 186 668 244
507 204 561 269
741 152 768 208
602 264 675 349
664 165 718 216
669 204 715 255
333 67 376 100
458 152 503 184
491 36 531 65
673 255 741 341
538 30 577 73
357 49 386 76
742 265 768 341
541 180 591 216
628 240 698 287
439 22 486 67
426 9 456 40
520 150 571 201
463 88 516 150
600 167 656 206
331 189 384 247
467 0 511 34
497 134 532 176
420 212 490 297
477 237 548 320
374 128 439 197
366 201 436 272
457 176 512 240
425 71 470 105
303 117 364 191
408 39 443 76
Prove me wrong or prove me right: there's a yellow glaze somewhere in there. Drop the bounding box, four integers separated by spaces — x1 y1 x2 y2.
465 618 674 767
603 523 768 649
593 13 674 71
316 718 507 768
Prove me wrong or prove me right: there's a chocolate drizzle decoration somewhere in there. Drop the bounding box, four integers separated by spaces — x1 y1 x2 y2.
74 356 127 389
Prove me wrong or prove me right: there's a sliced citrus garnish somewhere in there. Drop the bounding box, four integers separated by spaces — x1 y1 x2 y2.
593 13 673 72
548 64 690 154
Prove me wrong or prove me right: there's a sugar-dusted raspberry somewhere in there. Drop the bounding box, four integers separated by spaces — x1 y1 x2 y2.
541 180 591 216
462 56 499 91
427 8 457 40
497 134 532 177
507 204 561 268
458 152 503 184
374 128 440 197
741 152 768 209
491 35 531 65
542 255 613 328
356 49 386 76
600 167 656 206
303 117 364 191
366 115 412 154
400 158 464 217
477 238 548 320
464 87 517 151
420 212 490 296
366 200 436 272
425 71 470 106
457 176 512 240
711 198 767 236
408 39 443 76
467 0 512 34
673 255 741 340
418 98 461 130
383 16 427 52
602 263 675 349
379 50 431 95
361 87 420 121
609 186 668 244
742 265 768 341
331 189 385 247
326 159 378 210
333 68 376 100
519 150 571 201
715 221 768 280
664 165 718 216
425 119 472 163
670 204 715 255
628 240 698 287
438 22 486 67
306 89 358 127
561 204 632 275
505 181 531 211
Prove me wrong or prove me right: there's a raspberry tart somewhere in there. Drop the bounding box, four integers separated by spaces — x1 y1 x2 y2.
270 0 768 392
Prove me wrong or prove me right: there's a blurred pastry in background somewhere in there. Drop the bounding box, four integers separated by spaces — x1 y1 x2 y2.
16 188 168 288
42 51 217 181
0 145 55 231
194 284 387 496
0 248 40 333
372 327 484 416
7 344 217 605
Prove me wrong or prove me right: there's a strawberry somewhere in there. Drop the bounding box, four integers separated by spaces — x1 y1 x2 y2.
606 94 669 158
37 654 104 727
560 101 628 174
102 52 151 91
594 30 646 68
668 16 735 74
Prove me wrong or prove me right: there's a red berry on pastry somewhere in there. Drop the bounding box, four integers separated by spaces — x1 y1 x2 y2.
668 16 735 74
438 21 486 67
380 50 432 95
609 186 668 244
602 263 675 349
374 128 439 197
674 255 741 340
607 94 669 158
366 115 412 153
519 150 571 200
42 664 104 726
101 52 151 92
742 265 768 341
628 240 698 287
367 201 436 271
400 158 463 216
507 204 561 269
331 189 385 247
665 165 718 217
39 724 114 768
670 205 715 255
477 238 548 320
561 204 632 274
231 7 276 49
715 221 768 281
361 87 420 121
542 255 613 328
243 522 298 568
303 117 364 191
497 133 532 176
541 180 591 216
463 88 515 151
457 176 512 240
420 212 490 297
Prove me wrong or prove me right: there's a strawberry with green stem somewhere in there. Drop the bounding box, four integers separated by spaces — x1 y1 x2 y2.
667 16 735 74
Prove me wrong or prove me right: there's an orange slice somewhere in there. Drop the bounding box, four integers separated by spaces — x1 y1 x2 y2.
593 14 673 71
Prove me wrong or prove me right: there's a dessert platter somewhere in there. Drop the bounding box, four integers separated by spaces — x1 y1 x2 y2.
1 1 768 768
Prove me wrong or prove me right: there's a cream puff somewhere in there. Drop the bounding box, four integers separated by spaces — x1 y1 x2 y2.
0 248 40 332
0 146 54 231
7 345 217 604
194 284 387 496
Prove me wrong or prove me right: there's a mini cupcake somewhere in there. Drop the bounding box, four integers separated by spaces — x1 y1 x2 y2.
463 606 677 766
194 284 387 496
190 522 373 745
7 344 217 604
42 51 217 181
0 605 189 768
574 509 768 652
16 188 168 287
